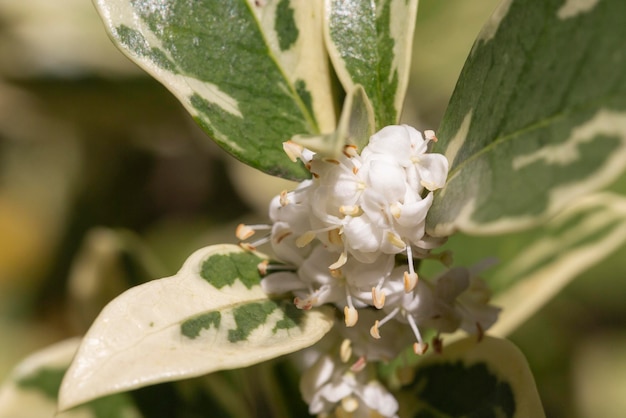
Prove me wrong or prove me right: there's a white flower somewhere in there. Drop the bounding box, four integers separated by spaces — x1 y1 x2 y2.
301 354 399 418
372 264 501 354
362 124 449 191
264 125 448 271
261 245 396 325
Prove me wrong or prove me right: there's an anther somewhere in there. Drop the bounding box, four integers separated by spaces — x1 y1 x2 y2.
372 287 385 309
404 245 419 292
294 296 314 310
236 223 270 240
274 230 291 244
407 314 428 355
370 320 381 339
404 271 418 292
390 203 401 219
279 190 289 206
257 260 269 275
295 231 316 248
387 232 406 249
340 339 352 363
282 141 304 162
343 144 358 158
329 251 348 269
239 242 257 251
413 342 429 355
236 224 255 240
350 356 367 372
327 228 343 246
424 130 438 142
339 205 362 216
330 268 343 279
344 306 358 327
341 396 359 413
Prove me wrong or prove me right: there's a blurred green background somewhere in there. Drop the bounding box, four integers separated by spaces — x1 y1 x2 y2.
1 1 625 417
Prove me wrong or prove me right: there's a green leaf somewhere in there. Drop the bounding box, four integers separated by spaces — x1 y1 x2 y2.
324 0 419 128
427 0 626 236
58 244 334 411
399 336 544 417
94 0 337 180
423 191 626 338
0 338 141 418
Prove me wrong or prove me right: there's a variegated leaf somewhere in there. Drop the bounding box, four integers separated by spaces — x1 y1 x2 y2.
427 0 626 236
58 244 334 411
94 0 336 180
324 0 418 128
0 338 140 418
292 85 375 157
489 191 626 336
428 191 626 338
399 336 545 417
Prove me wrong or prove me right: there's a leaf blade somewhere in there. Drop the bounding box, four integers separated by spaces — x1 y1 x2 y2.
425 191 626 338
59 244 334 411
95 0 337 179
324 0 418 128
0 338 141 418
400 336 545 417
428 0 626 235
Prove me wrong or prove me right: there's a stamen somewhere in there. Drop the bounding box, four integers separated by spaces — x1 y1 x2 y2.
258 261 296 275
350 356 367 372
413 341 429 355
257 260 269 275
327 228 343 246
239 242 256 251
341 396 359 413
279 190 289 206
404 271 418 293
370 307 400 339
324 158 341 165
424 130 438 142
329 250 348 270
370 320 381 339
387 232 406 249
295 231 316 248
274 230 292 244
330 268 343 279
294 295 316 310
403 245 419 292
340 339 352 363
240 235 271 251
343 144 358 158
236 223 271 240
296 225 341 248
282 141 304 162
406 314 428 355
390 202 401 219
371 287 386 309
344 306 358 327
339 205 362 216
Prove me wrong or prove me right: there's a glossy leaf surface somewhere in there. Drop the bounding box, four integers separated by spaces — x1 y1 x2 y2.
94 0 336 180
59 245 334 410
428 0 626 236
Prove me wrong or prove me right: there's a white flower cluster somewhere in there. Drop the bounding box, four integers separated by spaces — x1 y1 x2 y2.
237 125 500 417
